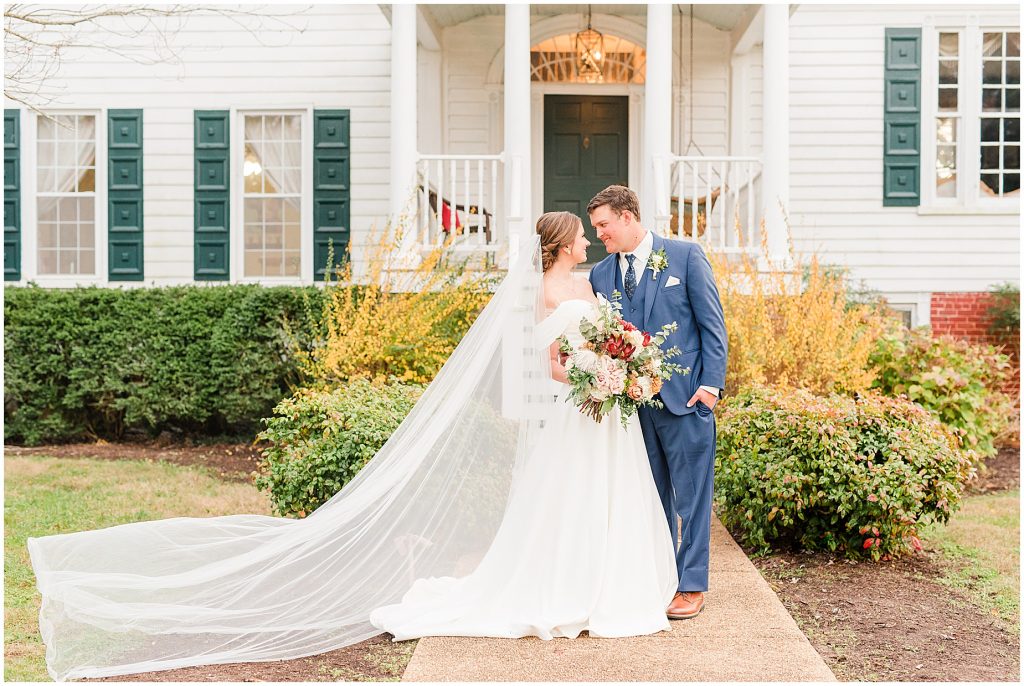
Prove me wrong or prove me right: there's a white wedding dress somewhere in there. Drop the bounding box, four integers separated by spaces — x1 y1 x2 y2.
369 298 679 641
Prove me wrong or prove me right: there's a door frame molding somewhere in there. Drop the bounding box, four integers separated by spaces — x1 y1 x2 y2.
531 83 642 228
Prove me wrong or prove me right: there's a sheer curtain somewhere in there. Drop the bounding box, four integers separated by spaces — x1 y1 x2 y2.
28 236 554 681
244 115 301 211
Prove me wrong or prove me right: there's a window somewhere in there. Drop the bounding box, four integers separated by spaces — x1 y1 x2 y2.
530 33 645 84
887 304 915 328
925 27 1020 206
935 32 961 198
36 114 96 275
980 31 1020 197
242 113 302 277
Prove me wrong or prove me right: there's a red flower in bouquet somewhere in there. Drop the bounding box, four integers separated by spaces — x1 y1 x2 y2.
603 335 636 360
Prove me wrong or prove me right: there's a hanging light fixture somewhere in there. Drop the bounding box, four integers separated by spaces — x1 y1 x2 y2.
575 5 605 82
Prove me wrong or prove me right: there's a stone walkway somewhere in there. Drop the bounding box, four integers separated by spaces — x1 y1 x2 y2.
402 516 836 682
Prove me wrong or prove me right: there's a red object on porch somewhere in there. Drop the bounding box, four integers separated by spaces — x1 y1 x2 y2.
441 201 461 232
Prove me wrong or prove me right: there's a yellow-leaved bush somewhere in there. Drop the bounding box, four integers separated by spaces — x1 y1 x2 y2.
292 220 497 386
707 231 892 396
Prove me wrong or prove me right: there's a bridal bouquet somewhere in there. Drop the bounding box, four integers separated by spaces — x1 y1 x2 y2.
558 295 689 428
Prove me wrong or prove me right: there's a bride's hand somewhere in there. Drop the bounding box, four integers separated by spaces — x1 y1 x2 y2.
549 340 569 384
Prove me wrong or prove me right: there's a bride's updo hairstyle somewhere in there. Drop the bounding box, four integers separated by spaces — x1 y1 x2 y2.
536 211 580 272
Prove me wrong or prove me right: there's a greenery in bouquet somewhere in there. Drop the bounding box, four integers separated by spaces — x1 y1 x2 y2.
557 293 689 428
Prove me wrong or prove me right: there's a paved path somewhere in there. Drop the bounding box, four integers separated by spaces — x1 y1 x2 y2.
401 516 836 682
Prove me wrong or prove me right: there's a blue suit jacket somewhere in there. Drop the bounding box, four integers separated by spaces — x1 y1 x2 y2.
589 233 728 416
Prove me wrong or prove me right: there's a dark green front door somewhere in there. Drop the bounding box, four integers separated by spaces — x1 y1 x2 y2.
543 95 628 262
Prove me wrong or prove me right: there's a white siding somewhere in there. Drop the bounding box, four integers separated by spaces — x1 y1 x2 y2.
443 16 503 155
4 4 392 285
673 13 731 157
731 49 764 158
786 3 1020 296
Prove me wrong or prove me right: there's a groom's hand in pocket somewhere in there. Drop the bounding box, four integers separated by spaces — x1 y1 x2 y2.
687 387 719 411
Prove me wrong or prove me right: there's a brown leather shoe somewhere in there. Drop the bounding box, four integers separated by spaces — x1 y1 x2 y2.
667 591 705 620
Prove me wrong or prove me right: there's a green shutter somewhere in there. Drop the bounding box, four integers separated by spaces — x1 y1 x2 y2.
883 28 922 207
108 109 144 280
313 109 350 281
4 109 20 281
194 110 230 280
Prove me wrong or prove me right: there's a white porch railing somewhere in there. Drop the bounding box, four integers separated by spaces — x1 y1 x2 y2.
665 156 763 254
416 154 504 252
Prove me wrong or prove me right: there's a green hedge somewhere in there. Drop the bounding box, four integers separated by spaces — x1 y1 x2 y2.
715 386 973 560
4 284 324 445
254 379 424 517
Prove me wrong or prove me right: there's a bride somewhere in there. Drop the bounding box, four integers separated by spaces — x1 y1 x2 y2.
27 212 677 682
369 211 678 641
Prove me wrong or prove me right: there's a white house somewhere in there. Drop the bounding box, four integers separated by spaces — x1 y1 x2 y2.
3 2 1019 330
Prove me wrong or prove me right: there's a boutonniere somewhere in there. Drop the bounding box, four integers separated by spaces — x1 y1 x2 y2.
647 249 668 281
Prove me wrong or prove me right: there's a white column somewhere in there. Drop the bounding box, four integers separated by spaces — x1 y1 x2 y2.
390 3 417 220
504 3 532 252
761 3 790 265
643 3 672 233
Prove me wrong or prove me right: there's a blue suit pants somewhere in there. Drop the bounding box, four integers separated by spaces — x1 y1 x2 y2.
637 403 716 592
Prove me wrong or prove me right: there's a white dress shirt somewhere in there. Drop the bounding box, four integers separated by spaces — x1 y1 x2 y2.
618 229 654 291
620 230 720 401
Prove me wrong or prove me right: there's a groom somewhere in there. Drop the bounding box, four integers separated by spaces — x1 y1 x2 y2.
587 185 728 620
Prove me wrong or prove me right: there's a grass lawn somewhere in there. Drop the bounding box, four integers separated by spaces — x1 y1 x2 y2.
4 455 273 682
920 488 1021 626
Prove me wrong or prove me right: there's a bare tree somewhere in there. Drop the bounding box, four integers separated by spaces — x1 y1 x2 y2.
5 4 312 112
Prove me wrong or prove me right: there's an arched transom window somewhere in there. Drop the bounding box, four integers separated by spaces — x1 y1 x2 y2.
530 33 646 84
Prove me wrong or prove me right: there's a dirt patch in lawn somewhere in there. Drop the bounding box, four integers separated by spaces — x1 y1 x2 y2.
751 549 1019 681
968 445 1020 494
4 439 264 483
84 634 416 683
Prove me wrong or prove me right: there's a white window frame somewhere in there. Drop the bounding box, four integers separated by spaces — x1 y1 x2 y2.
921 18 1021 215
21 108 108 286
231 106 313 284
881 292 931 329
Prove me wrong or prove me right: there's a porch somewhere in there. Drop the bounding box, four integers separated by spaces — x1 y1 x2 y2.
386 4 793 264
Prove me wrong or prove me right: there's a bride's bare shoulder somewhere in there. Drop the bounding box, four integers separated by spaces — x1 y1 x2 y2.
571 274 598 303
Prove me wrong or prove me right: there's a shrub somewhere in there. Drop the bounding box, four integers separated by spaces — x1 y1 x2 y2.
254 379 424 517
986 282 1020 348
707 242 890 396
805 262 886 310
294 223 497 386
715 386 973 560
4 284 324 445
868 327 1014 459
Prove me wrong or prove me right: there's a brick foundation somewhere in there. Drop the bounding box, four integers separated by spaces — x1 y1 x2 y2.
930 291 1020 403
931 292 1006 343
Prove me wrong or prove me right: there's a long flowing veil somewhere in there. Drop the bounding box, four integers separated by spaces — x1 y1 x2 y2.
27 235 556 681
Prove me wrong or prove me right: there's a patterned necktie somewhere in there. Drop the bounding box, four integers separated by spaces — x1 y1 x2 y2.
624 253 637 300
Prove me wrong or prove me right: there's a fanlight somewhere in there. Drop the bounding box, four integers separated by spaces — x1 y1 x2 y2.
531 32 646 84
